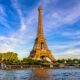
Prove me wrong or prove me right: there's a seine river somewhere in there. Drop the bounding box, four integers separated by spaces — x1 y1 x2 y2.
0 68 80 80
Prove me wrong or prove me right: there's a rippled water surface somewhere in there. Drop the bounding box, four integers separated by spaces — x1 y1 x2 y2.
0 68 80 80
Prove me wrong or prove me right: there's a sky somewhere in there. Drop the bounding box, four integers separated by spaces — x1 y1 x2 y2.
0 0 80 59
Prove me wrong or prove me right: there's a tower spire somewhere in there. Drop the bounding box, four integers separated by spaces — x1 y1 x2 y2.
37 5 44 37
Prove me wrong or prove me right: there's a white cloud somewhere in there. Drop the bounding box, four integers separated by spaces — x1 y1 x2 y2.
61 31 80 36
56 48 80 59
0 5 6 16
42 0 80 33
11 0 27 31
0 44 13 52
60 31 80 40
65 49 80 55
0 5 11 29
62 5 80 24
49 40 80 59
50 41 80 50
42 0 58 8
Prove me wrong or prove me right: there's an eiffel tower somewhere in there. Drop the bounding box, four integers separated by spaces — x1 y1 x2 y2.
30 6 56 62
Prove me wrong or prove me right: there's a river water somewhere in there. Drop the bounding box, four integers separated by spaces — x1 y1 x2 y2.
0 68 80 80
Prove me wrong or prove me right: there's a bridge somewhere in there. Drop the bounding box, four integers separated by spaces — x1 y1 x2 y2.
65 63 80 67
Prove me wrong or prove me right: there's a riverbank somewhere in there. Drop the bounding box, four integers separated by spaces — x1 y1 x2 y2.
0 64 80 70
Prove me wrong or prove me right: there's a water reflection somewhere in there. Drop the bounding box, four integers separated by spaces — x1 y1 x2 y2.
31 69 52 80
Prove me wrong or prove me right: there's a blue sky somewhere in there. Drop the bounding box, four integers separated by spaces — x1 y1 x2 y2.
0 0 80 59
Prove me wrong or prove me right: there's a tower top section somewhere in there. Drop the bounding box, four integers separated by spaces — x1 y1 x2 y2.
37 5 44 37
38 5 42 10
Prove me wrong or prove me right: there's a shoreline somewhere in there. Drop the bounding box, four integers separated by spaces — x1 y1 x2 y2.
0 66 80 70
0 63 80 70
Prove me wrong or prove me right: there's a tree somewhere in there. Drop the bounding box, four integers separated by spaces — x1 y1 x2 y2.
57 59 66 63
0 53 2 63
1 52 18 64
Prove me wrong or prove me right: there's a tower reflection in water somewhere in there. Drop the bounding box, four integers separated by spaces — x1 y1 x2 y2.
31 69 52 80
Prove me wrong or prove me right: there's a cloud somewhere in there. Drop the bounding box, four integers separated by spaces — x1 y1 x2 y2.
0 5 12 29
0 5 6 16
42 0 58 8
64 49 80 55
0 36 17 52
61 31 80 36
49 40 80 59
56 48 80 59
41 0 80 33
11 0 26 31
60 31 80 40
62 4 80 24
50 40 80 50
0 44 13 52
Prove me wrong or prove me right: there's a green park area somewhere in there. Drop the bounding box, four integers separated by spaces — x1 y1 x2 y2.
0 52 80 69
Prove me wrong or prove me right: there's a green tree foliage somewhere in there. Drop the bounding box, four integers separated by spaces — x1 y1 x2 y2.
0 52 18 64
21 57 51 65
57 59 66 63
57 59 80 64
0 53 2 63
22 57 40 65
